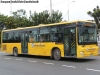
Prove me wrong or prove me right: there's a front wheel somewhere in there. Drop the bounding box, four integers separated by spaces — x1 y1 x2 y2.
53 49 61 61
13 48 18 57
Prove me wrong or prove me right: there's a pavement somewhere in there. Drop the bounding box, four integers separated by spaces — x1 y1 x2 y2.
0 52 100 75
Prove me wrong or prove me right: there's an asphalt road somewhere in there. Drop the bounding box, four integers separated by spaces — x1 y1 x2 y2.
0 52 100 75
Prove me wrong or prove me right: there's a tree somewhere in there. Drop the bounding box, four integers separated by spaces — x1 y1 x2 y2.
12 9 31 27
87 6 100 29
13 9 27 18
0 14 8 29
30 10 63 25
49 10 62 23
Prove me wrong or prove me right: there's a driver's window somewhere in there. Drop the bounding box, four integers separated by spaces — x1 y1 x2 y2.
83 34 88 41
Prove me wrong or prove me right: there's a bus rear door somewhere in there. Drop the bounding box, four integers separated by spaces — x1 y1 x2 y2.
21 31 28 54
64 27 76 57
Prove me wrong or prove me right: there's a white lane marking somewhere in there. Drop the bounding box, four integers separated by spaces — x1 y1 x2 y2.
86 68 100 72
28 60 37 62
44 62 54 65
4 58 11 59
15 59 22 60
62 65 76 68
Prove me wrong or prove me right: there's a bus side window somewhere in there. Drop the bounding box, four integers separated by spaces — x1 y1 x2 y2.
30 29 39 42
58 33 63 42
2 32 8 43
29 31 34 43
8 32 14 42
39 27 50 42
50 27 63 42
14 32 20 42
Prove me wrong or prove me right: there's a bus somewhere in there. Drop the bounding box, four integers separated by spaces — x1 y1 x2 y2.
1 20 100 60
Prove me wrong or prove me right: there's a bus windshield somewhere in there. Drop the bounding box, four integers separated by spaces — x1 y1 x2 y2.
78 23 97 45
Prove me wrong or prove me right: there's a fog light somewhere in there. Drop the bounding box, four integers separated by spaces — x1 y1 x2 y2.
80 51 84 56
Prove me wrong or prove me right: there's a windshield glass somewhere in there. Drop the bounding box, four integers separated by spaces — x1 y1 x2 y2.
78 22 97 45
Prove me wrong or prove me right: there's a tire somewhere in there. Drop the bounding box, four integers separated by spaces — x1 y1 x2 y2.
53 48 61 61
13 48 18 57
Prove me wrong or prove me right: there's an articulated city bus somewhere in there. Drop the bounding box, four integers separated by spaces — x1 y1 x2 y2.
1 20 100 60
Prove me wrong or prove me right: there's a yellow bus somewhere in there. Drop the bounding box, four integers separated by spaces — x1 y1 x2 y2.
1 20 100 60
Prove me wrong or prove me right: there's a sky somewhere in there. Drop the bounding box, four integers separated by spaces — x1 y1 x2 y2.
0 0 100 21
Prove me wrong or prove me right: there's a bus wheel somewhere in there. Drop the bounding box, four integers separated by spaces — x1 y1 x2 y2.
53 49 61 61
13 48 18 57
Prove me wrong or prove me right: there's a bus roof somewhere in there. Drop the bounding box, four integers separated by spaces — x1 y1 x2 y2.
2 20 95 32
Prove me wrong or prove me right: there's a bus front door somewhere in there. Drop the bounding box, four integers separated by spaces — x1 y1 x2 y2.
21 32 28 54
64 27 76 57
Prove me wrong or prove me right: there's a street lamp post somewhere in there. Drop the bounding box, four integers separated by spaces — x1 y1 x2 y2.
10 0 12 16
50 0 52 22
68 1 75 21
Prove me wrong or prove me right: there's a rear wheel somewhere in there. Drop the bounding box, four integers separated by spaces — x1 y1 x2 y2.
13 48 18 57
53 49 61 60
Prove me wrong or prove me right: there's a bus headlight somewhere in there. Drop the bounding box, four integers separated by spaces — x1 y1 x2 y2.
80 51 84 56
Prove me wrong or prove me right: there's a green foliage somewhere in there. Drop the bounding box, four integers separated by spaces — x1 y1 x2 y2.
30 10 62 25
87 6 100 29
0 9 63 29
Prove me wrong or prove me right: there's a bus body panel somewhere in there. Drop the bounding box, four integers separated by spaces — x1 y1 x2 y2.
1 42 64 57
2 43 99 58
28 42 64 57
77 45 99 58
1 43 21 54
